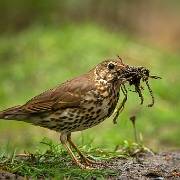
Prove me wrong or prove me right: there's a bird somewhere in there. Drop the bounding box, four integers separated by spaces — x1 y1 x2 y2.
0 58 127 170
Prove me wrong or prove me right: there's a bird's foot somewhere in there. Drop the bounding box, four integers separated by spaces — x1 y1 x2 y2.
75 157 105 170
75 161 93 170
81 156 105 166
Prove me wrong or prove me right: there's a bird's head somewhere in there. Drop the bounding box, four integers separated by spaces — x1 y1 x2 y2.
93 58 127 84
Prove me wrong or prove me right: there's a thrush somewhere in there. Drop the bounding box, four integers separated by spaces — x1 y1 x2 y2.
0 58 128 170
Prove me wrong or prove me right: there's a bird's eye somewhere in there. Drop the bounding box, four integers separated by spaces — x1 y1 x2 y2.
108 63 115 70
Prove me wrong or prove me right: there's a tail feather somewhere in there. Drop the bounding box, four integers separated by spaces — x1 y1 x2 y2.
0 105 22 119
0 111 3 118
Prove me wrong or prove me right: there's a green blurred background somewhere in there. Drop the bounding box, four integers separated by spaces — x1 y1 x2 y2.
0 0 180 154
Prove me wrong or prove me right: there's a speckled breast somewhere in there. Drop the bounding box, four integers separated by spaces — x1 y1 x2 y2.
55 80 121 133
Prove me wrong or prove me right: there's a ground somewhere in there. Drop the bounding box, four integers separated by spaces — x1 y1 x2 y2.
107 150 180 180
0 150 180 180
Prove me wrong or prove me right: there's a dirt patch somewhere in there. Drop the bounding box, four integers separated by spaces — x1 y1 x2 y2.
0 150 180 179
105 150 180 179
0 171 25 180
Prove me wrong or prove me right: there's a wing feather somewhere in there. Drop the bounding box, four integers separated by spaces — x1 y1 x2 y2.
19 73 94 113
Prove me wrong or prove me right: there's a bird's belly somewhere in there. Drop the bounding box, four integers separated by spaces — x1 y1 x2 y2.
56 106 108 132
32 100 113 133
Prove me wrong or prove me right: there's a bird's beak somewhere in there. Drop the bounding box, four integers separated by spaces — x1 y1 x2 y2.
118 64 127 70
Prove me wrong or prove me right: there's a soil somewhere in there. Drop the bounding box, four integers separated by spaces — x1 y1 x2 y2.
106 150 180 180
0 150 180 180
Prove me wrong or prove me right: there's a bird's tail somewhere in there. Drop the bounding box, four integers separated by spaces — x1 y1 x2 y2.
0 111 3 118
0 105 22 120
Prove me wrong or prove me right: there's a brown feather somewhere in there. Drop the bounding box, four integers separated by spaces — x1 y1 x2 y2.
1 72 95 115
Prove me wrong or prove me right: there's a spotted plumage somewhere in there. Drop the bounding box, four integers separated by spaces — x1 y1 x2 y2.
0 59 127 170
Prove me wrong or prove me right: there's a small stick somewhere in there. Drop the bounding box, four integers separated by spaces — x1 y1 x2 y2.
145 79 155 107
113 84 128 124
116 54 123 63
135 84 144 105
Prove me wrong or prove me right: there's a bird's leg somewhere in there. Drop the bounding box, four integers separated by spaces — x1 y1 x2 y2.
67 133 104 166
60 133 91 170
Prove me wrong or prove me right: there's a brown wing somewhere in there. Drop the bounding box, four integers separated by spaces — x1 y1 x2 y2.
21 73 95 113
2 73 95 115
